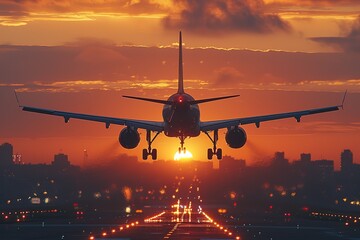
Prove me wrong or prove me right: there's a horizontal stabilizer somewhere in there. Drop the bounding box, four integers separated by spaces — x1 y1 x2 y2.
190 95 239 105
123 95 172 105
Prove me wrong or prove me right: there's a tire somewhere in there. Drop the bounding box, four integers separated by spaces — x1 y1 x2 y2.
151 149 157 160
142 149 148 160
207 148 213 160
216 148 222 160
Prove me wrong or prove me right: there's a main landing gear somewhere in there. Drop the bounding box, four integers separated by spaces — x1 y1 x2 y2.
205 130 222 160
143 130 160 160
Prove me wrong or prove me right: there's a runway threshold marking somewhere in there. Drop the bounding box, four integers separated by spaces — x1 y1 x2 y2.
163 222 180 239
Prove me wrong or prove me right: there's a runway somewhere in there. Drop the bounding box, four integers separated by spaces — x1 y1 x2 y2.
89 210 239 240
2 172 359 240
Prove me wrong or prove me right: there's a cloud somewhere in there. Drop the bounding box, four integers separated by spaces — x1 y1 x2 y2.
213 67 244 86
1 0 167 15
0 1 27 17
1 43 360 93
0 0 168 26
1 0 358 29
310 16 360 52
163 0 291 34
265 0 360 7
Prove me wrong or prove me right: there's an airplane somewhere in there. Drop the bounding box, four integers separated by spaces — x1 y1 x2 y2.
17 32 346 160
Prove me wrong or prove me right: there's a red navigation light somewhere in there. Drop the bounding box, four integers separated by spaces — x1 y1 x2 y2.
178 97 183 103
302 207 309 212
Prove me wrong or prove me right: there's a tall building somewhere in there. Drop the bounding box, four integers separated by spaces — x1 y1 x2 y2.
341 149 353 173
52 153 70 169
272 151 289 166
0 142 14 168
300 153 311 163
220 155 246 170
83 149 88 167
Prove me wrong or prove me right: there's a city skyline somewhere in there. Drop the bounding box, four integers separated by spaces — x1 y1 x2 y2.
2 142 360 213
1 141 357 171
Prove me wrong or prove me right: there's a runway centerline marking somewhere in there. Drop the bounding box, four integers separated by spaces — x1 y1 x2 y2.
163 222 180 239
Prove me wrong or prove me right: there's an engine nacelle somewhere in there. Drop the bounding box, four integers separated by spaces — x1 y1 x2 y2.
119 127 140 149
225 127 247 148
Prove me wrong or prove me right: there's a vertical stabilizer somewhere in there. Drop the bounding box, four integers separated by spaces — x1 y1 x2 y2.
178 31 184 94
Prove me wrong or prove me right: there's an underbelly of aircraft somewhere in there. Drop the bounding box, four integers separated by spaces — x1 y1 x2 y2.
164 122 200 137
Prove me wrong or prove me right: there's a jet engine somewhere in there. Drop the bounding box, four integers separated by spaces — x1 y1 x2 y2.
119 127 140 149
225 126 247 148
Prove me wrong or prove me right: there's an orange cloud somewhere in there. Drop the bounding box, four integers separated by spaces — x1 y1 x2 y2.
1 44 359 92
265 0 360 6
0 0 168 26
311 16 360 52
163 0 291 34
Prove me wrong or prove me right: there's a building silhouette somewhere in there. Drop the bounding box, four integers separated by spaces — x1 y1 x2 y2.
300 153 311 163
272 151 289 167
341 149 353 173
52 153 70 169
0 142 14 169
220 155 246 171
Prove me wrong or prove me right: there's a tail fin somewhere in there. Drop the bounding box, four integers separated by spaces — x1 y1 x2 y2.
178 31 184 94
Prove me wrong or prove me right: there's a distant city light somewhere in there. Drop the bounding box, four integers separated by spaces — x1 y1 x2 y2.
125 206 131 214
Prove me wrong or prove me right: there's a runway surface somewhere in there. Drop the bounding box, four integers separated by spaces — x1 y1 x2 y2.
2 173 359 240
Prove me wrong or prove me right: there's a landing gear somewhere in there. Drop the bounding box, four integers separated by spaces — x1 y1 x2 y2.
178 135 187 153
205 130 222 160
142 130 160 160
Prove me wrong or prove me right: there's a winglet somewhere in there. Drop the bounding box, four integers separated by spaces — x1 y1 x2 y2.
14 90 23 108
340 90 347 110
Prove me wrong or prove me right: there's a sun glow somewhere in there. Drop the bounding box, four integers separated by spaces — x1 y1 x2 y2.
174 150 193 161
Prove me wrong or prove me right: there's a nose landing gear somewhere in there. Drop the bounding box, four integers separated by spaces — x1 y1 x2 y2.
178 135 187 154
205 130 222 160
142 130 160 160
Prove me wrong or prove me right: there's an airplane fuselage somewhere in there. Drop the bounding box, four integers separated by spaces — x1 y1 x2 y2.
163 93 200 137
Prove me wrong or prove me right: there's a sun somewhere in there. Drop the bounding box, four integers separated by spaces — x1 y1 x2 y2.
174 149 193 161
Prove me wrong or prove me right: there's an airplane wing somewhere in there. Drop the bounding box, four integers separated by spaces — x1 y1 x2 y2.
200 105 342 131
200 101 345 132
21 106 164 132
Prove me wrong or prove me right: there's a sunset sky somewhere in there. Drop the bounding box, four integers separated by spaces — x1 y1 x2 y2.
0 0 359 168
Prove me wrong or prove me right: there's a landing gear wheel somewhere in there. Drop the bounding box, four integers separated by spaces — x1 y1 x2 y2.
142 149 148 160
151 149 157 160
205 130 222 160
216 148 222 160
143 130 160 161
207 148 213 160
